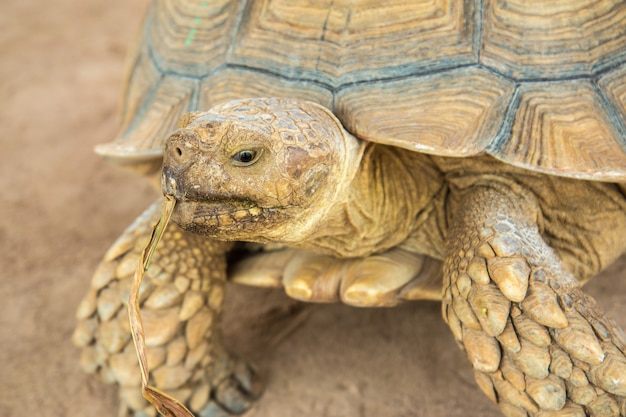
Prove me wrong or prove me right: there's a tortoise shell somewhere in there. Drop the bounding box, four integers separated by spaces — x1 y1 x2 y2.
96 0 626 181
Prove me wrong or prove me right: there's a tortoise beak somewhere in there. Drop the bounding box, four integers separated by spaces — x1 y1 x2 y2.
161 129 235 205
161 165 180 200
161 128 202 200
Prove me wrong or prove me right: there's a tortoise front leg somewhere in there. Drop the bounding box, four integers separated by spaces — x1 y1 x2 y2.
443 186 626 416
73 201 263 417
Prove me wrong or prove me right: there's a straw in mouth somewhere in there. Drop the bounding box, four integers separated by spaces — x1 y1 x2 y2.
127 196 195 417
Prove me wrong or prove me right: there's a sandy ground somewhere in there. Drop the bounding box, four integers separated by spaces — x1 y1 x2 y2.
1 1 626 416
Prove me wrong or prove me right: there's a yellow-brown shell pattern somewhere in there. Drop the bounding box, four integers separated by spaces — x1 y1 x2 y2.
97 0 626 182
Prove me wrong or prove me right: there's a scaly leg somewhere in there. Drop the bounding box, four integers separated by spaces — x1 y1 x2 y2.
443 185 626 416
73 201 262 417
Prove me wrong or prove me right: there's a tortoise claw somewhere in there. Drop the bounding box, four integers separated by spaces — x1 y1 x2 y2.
214 361 264 414
197 401 233 417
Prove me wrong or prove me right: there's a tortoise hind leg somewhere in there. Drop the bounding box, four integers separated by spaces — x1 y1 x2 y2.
442 185 626 416
73 201 263 417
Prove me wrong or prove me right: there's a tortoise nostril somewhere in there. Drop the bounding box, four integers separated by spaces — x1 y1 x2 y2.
175 147 183 157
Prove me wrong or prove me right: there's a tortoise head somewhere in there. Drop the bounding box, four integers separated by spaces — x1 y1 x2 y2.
162 97 363 245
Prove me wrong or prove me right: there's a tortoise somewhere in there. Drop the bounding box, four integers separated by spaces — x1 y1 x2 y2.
72 0 626 416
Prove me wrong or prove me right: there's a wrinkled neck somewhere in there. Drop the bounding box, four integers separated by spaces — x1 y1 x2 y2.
302 143 445 257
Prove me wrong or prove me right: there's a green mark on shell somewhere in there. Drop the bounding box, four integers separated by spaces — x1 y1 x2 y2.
184 2 207 45
185 28 198 45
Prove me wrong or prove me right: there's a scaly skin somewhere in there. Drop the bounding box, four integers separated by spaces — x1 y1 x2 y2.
164 98 444 258
162 97 626 416
443 184 626 416
73 202 262 417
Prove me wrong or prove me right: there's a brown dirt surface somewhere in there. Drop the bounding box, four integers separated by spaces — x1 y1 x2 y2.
1 1 625 416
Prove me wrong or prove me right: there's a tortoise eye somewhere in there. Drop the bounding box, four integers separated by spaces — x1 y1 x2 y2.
232 149 261 166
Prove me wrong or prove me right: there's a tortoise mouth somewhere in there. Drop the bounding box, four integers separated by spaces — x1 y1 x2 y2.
169 198 288 240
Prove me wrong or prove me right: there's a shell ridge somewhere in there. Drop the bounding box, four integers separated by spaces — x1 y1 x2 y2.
486 84 522 156
474 0 483 63
112 4 163 142
226 0 250 61
188 78 201 116
118 72 165 144
592 78 626 145
488 80 626 181
118 3 207 151
314 1 334 76
334 63 481 94
220 62 335 91
480 0 626 80
119 51 144 127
